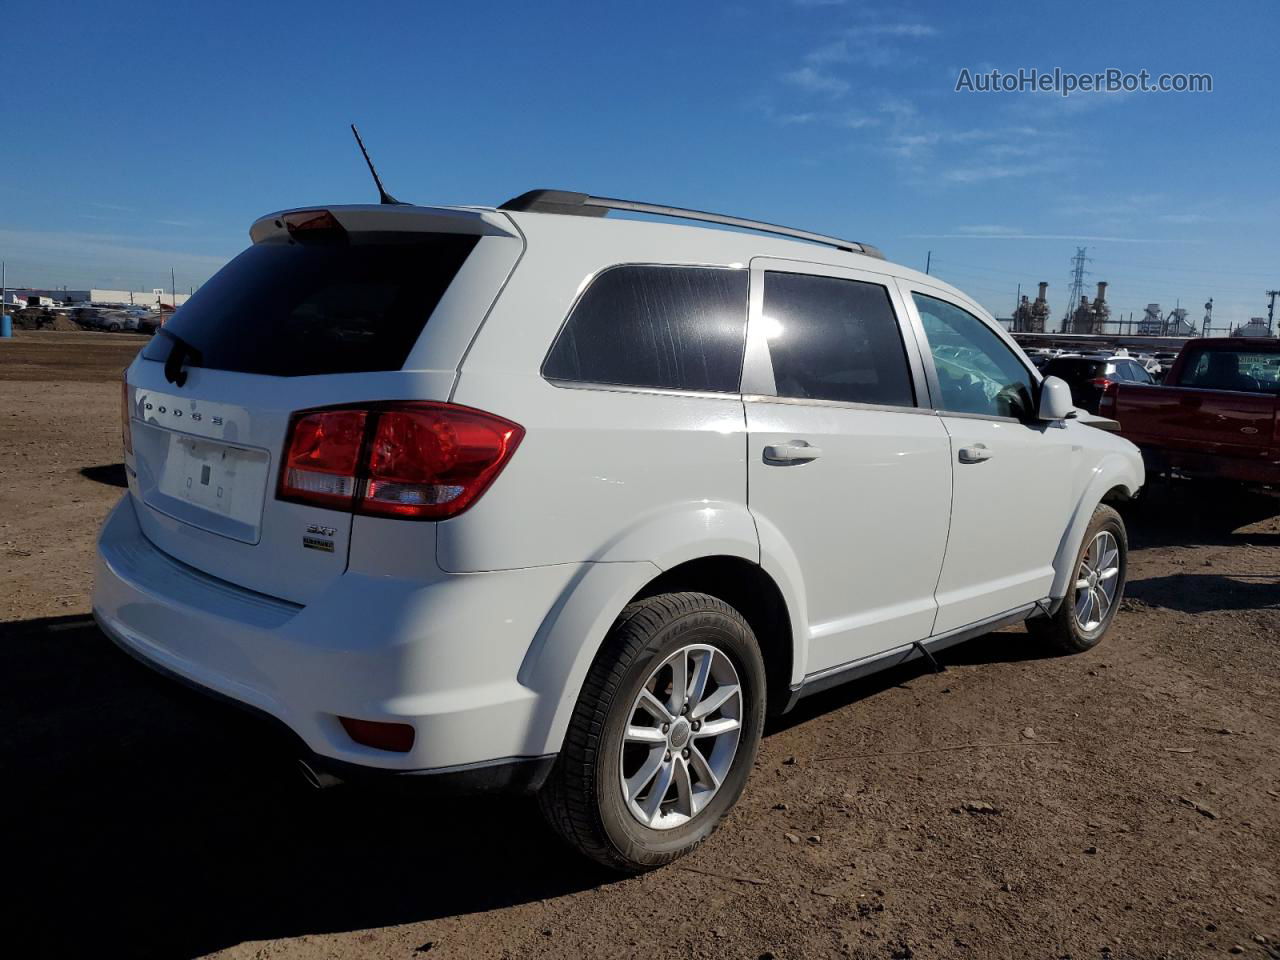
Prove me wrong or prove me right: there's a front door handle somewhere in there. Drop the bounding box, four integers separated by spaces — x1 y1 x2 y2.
958 443 992 463
764 441 823 463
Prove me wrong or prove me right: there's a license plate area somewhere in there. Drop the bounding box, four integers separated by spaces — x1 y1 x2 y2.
135 424 271 544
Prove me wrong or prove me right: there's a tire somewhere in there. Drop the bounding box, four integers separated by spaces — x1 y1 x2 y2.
538 592 767 873
109 323 122 332
1028 504 1128 654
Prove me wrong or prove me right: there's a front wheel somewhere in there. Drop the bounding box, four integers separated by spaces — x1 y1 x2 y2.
1028 504 1128 653
538 592 767 872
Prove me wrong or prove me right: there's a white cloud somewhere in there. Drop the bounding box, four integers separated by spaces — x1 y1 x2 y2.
953 225 1025 236
908 231 1149 243
942 165 1041 184
1157 213 1213 224
848 23 938 38
782 66 851 97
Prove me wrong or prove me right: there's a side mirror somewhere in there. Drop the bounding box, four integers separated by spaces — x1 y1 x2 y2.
1038 375 1074 421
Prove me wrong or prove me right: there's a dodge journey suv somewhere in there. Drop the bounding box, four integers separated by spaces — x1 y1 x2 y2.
94 190 1144 871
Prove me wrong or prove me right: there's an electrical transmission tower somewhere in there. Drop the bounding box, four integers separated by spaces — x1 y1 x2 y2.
1061 246 1091 332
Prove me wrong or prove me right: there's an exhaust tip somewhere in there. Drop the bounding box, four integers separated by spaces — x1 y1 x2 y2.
296 757 343 790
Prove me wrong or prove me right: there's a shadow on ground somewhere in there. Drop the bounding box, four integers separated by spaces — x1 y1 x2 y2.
0 616 612 959
1127 572 1280 613
78 463 127 488
1125 480 1280 549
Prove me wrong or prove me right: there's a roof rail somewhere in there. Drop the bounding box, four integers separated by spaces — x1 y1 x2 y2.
498 189 884 259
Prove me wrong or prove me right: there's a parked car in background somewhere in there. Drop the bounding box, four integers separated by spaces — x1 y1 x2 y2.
1102 337 1280 487
1041 353 1156 413
95 192 1144 872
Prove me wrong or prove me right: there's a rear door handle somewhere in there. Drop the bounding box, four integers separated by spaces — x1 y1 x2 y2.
764 442 823 463
958 444 992 464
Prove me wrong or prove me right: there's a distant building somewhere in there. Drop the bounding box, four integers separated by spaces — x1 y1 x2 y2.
1232 317 1274 338
8 287 190 308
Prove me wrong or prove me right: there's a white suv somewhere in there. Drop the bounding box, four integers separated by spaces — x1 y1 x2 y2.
94 191 1144 871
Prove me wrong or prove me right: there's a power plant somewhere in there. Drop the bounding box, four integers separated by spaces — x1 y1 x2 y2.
1068 281 1111 334
1011 281 1051 332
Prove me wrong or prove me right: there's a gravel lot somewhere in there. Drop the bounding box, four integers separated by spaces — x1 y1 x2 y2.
2 331 1278 960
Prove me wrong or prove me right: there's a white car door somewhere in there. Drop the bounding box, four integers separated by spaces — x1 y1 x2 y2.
743 259 953 677
898 282 1074 634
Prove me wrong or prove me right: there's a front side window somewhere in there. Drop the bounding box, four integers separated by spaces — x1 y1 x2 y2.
542 265 748 393
760 272 915 407
912 293 1035 419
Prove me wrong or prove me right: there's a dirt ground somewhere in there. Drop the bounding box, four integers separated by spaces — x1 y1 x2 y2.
2 330 1278 960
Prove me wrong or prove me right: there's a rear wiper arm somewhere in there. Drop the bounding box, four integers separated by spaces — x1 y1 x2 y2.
157 328 203 387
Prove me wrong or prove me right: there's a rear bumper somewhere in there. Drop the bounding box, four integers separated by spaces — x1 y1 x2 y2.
99 611 554 792
92 495 578 782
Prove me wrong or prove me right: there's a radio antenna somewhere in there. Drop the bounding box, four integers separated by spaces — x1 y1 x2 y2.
350 123 401 205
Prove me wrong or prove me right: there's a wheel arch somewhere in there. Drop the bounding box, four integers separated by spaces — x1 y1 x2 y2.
633 556 795 719
1048 455 1142 600
519 551 801 758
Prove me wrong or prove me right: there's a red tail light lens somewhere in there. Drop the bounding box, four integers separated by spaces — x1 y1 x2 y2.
278 409 368 509
363 404 524 519
338 716 415 753
1098 381 1119 416
1090 377 1113 388
278 403 523 520
281 209 346 244
121 376 133 455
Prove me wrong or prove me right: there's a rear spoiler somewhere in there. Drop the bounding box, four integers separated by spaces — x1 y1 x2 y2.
249 205 519 244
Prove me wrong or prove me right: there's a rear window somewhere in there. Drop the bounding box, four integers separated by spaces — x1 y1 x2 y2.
141 233 479 377
1045 358 1105 383
1182 348 1280 394
542 265 749 393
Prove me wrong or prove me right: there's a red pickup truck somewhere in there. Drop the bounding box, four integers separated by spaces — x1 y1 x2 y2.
1100 338 1280 486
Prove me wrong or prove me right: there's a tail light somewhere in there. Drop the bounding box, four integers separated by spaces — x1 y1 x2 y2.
1098 381 1119 416
279 409 368 509
280 209 346 245
121 376 133 455
338 716 415 753
1090 377 1114 389
278 402 523 520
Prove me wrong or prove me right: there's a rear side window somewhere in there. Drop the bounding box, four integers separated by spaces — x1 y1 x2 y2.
761 272 915 406
1182 348 1280 394
542 265 749 393
141 233 479 377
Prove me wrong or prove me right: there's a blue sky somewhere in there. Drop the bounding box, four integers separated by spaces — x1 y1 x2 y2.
3 0 1277 328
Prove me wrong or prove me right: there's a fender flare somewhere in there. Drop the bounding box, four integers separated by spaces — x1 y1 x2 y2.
514 501 809 754
1048 454 1142 600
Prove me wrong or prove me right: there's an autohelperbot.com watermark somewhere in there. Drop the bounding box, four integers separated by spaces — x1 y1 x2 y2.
955 67 1212 97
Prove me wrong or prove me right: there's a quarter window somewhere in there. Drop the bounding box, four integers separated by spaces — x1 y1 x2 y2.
760 272 915 407
912 293 1035 419
542 265 749 393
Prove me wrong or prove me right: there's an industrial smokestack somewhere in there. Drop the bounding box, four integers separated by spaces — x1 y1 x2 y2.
1096 281 1108 303
1037 281 1048 301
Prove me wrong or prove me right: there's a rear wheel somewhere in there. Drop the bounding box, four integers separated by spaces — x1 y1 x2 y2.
1028 504 1127 654
539 592 766 872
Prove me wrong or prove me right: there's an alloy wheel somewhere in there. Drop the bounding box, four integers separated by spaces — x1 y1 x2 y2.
618 644 743 830
1074 530 1121 634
